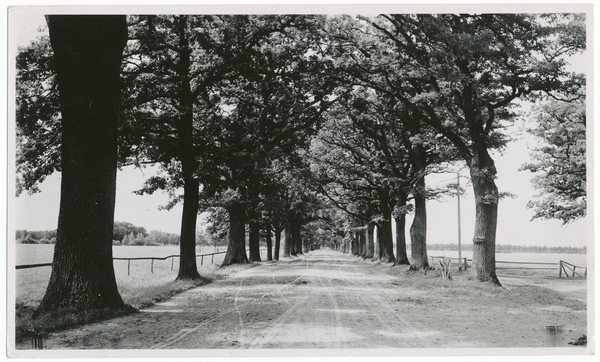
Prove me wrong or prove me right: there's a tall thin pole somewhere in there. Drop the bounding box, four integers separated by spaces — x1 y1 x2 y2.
457 172 463 270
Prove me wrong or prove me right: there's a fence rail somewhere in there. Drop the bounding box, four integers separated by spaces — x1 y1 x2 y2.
15 263 53 270
16 250 585 278
559 260 587 277
428 255 586 277
16 248 266 275
429 255 470 270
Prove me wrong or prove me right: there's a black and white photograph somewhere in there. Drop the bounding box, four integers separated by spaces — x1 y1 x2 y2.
5 3 594 358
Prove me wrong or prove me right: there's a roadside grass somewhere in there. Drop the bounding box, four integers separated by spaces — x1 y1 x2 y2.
15 256 219 343
387 263 587 311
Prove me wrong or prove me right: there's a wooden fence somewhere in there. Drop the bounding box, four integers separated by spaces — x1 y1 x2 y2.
559 260 587 277
428 255 587 278
429 255 469 270
16 248 268 276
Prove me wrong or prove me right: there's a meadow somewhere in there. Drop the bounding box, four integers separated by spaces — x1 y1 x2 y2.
14 244 264 308
13 244 268 341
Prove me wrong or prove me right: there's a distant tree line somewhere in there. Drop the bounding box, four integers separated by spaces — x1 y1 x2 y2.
16 221 180 246
428 243 586 254
15 229 57 244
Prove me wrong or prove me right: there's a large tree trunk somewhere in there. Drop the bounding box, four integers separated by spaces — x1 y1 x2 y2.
359 229 366 258
352 232 359 256
409 143 429 271
409 187 428 270
394 215 410 265
284 224 292 257
461 83 502 285
248 220 261 262
221 202 249 267
394 194 410 265
274 228 281 260
470 153 502 285
34 15 128 317
175 15 201 279
177 172 201 279
292 220 303 255
378 209 396 263
366 224 375 259
265 224 273 261
372 225 380 262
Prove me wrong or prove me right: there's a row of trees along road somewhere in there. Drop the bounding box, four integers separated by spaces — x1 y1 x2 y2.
16 14 585 316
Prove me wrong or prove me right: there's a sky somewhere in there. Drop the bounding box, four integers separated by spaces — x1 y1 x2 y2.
7 6 592 248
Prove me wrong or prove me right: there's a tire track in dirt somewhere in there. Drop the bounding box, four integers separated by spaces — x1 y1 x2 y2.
246 256 318 348
233 278 248 347
152 256 314 349
338 255 425 347
321 260 409 348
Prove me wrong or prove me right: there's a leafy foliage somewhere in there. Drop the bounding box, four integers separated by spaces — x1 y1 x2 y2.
520 98 586 224
15 33 61 195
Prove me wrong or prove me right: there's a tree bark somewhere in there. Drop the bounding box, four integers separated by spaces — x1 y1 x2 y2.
394 193 410 265
284 224 292 257
359 229 366 258
221 202 249 267
352 231 359 256
274 228 281 260
34 15 128 317
409 187 428 270
470 152 502 285
394 215 410 265
409 142 429 271
456 81 501 285
265 224 273 261
248 220 261 262
366 224 375 259
175 15 201 280
292 220 303 255
378 209 396 263
177 173 201 279
372 224 380 262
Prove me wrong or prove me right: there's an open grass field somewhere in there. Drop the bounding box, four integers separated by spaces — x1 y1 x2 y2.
15 245 234 309
13 244 271 341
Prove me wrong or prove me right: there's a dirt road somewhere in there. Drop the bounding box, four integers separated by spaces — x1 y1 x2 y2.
15 249 589 352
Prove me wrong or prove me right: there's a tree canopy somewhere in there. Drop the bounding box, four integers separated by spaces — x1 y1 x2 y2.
520 97 586 224
16 13 586 292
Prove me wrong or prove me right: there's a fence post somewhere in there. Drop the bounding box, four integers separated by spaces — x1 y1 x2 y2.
151 259 154 273
201 255 204 266
559 261 562 278
211 254 214 264
128 260 131 276
171 256 174 271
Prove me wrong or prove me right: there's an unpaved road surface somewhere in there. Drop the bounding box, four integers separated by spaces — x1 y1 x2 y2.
15 249 589 352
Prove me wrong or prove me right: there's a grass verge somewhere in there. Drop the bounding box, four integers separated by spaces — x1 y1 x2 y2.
15 277 211 343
